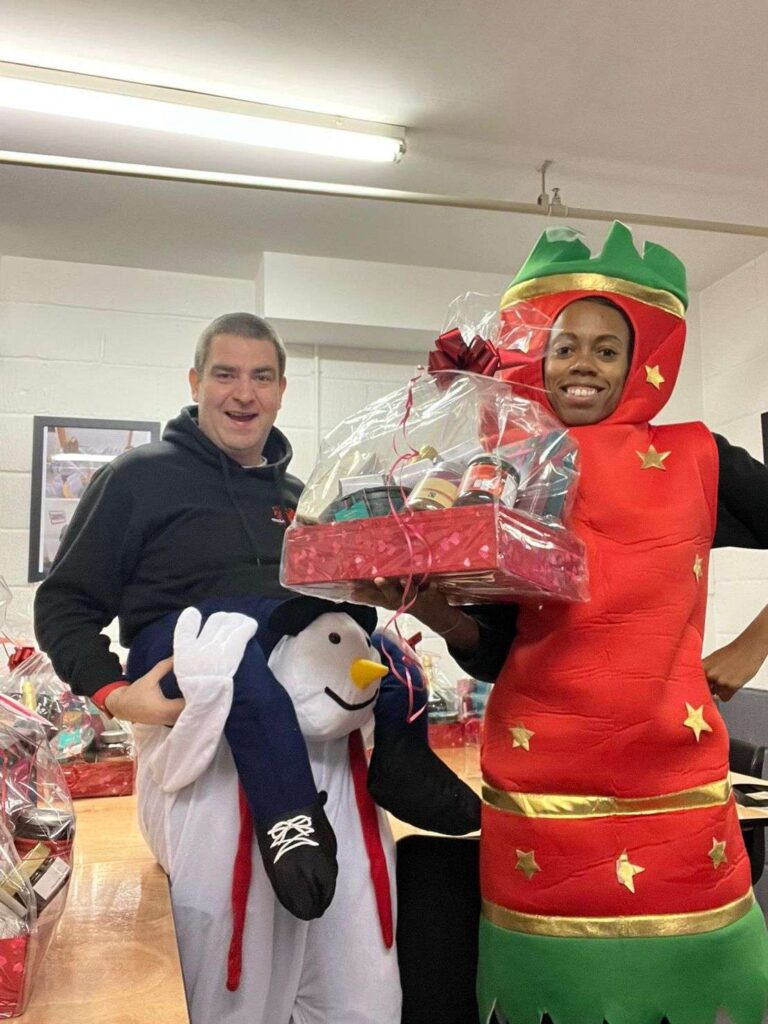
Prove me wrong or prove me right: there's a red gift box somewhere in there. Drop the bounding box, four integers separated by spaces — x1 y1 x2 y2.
282 503 587 603
0 936 30 1018
60 757 135 799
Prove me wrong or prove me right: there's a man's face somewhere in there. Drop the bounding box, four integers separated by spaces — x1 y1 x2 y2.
188 333 286 465
543 300 631 426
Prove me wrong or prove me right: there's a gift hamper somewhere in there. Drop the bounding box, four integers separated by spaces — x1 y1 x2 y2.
282 370 588 604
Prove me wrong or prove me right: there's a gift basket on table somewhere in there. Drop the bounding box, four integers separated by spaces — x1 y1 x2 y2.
0 689 75 1017
2 652 135 800
419 651 486 780
0 579 134 800
281 369 589 605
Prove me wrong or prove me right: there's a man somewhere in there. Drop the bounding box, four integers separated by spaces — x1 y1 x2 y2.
34 313 341 921
35 313 299 720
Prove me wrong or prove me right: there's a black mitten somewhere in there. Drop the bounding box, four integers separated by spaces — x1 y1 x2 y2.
254 793 338 920
369 633 481 835
368 730 481 835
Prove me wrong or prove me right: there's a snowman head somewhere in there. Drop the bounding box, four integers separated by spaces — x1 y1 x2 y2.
267 601 385 741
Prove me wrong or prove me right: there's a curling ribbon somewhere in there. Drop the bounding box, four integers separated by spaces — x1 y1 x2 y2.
8 646 35 670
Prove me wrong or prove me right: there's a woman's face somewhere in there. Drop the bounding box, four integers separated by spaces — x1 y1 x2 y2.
543 300 631 426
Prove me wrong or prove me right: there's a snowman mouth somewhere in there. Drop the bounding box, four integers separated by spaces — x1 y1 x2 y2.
324 687 378 711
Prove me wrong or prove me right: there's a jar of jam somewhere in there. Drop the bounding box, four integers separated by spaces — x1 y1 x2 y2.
96 726 133 759
455 454 520 509
406 465 462 512
14 807 75 860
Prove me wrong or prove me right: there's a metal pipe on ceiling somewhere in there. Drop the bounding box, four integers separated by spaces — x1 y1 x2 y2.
1 149 767 239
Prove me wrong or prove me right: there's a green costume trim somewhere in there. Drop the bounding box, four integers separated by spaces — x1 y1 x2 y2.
502 221 688 310
478 902 768 1024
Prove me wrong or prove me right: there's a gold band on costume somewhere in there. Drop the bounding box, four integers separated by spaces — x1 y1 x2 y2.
482 776 731 819
482 890 754 938
499 273 685 319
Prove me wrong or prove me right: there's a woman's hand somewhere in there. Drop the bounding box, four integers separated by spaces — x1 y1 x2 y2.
350 577 479 652
703 606 768 702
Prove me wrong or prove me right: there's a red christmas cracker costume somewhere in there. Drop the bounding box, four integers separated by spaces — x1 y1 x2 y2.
476 223 768 1024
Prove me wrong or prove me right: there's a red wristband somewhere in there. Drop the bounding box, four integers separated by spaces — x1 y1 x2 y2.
92 681 130 715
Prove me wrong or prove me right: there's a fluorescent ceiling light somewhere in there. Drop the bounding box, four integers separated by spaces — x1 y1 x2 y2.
0 61 406 163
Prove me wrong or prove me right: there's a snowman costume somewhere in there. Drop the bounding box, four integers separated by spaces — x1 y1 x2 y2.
135 606 401 1024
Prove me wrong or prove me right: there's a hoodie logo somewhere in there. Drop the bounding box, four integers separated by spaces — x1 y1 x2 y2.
272 505 296 526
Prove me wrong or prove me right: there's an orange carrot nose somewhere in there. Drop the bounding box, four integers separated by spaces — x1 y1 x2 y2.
350 658 388 690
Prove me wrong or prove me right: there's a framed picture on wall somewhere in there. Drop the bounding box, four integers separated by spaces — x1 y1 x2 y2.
762 411 767 465
27 416 161 582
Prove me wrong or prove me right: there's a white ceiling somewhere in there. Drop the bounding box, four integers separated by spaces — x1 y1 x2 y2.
1 0 767 290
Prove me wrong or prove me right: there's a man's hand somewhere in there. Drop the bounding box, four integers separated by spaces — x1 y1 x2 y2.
104 658 184 725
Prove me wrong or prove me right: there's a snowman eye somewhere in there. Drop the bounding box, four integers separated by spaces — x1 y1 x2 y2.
328 632 341 645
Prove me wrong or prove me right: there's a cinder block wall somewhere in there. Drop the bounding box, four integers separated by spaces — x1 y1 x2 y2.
0 256 419 643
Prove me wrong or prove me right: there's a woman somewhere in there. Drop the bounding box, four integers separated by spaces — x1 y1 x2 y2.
355 222 768 1024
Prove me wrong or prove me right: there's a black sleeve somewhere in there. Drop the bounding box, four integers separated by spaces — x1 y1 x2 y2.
33 464 138 697
713 434 768 549
446 603 518 682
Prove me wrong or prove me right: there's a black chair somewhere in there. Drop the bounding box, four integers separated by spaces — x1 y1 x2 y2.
729 736 768 886
730 736 767 778
396 834 481 1024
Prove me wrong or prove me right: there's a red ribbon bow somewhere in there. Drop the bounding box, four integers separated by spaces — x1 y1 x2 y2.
427 328 499 378
8 646 36 671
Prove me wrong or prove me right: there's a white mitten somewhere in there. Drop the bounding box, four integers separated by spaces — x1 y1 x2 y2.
173 607 259 695
148 607 258 792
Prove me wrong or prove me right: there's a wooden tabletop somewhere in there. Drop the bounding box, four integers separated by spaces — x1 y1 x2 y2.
15 796 189 1024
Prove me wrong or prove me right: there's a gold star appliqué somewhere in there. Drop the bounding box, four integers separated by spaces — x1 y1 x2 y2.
636 445 671 470
645 365 665 390
693 554 704 581
708 838 728 869
515 849 541 880
683 703 713 742
616 850 644 893
510 723 534 751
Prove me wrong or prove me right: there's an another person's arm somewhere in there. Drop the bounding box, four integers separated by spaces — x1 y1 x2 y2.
713 434 768 548
705 435 768 701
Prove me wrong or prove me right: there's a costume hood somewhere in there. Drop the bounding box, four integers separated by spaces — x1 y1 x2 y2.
494 222 688 426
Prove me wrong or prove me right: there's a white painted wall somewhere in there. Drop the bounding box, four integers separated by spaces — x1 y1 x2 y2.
697 251 768 690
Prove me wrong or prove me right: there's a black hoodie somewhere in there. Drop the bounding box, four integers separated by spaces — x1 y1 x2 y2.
34 406 303 698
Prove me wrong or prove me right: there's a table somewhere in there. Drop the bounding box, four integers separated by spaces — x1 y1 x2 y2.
15 796 189 1024
13 767 768 1021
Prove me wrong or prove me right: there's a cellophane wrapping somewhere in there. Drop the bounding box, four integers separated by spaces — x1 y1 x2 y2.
281 370 588 604
0 582 134 799
0 693 75 1017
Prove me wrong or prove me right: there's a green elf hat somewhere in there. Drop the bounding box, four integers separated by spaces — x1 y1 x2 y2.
500 221 687 318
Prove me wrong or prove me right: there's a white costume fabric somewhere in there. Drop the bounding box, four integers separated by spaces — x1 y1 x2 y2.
135 608 401 1024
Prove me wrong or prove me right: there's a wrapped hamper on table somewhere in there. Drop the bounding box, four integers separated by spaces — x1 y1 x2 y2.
281 370 588 604
0 581 134 799
1 652 135 800
0 693 75 1017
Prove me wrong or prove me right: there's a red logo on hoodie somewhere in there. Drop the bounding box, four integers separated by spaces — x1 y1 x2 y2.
272 505 296 526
